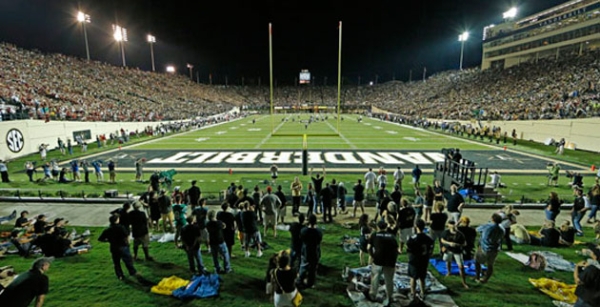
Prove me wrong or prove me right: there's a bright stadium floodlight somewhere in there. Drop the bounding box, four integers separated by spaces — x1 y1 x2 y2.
166 65 175 73
503 7 517 19
112 24 128 67
77 11 91 61
147 34 156 72
458 31 469 70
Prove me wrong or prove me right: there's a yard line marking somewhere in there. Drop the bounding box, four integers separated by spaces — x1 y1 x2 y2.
324 120 357 149
254 119 287 149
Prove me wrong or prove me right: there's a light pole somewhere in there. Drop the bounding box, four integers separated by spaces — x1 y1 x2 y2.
458 31 469 70
112 24 128 67
77 11 91 61
166 65 176 74
147 34 156 72
503 7 518 20
187 64 193 80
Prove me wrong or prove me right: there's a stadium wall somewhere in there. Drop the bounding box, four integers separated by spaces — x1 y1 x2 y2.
473 118 600 152
0 120 156 161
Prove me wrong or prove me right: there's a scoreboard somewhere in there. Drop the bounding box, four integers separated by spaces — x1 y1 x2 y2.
299 69 310 84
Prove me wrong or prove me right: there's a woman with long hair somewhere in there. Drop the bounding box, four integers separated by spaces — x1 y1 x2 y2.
424 185 435 222
545 191 562 221
358 214 372 266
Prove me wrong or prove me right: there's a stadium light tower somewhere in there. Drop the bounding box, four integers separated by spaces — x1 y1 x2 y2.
166 65 175 73
77 11 91 61
112 24 128 67
503 7 518 20
458 31 469 70
147 34 156 72
187 64 194 80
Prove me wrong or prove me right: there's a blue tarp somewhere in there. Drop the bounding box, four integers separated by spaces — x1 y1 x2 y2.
172 273 221 299
429 258 485 277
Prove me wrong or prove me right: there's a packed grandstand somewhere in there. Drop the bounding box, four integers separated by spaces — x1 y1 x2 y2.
1 42 599 123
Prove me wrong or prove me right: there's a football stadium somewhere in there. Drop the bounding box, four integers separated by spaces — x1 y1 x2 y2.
1 1 600 307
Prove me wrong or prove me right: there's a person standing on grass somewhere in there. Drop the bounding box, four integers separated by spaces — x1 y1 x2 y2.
474 213 504 284
275 185 288 225
98 215 138 280
181 216 207 275
393 166 405 192
457 216 477 260
440 220 469 289
397 199 416 254
358 214 372 266
291 177 303 216
297 214 322 289
572 187 587 236
586 184 600 224
252 185 263 224
352 179 366 218
446 184 465 223
364 168 377 198
217 202 236 258
261 186 281 238
206 210 232 274
242 201 263 258
545 191 563 222
289 213 306 269
304 183 315 217
0 257 53 307
188 180 201 210
107 159 117 183
337 181 348 215
310 167 326 214
172 195 188 248
157 190 174 233
366 220 398 306
321 183 334 223
407 219 434 303
429 202 448 253
129 201 153 261
412 165 422 190
270 164 278 185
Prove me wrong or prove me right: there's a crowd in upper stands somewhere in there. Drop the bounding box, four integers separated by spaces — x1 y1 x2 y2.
1 41 600 122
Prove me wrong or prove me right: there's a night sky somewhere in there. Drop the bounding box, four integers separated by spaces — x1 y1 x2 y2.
0 0 567 85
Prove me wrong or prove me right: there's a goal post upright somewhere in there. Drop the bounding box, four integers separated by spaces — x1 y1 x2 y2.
337 21 342 132
269 22 274 133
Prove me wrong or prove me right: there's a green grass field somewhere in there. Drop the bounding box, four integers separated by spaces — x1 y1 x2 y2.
1 114 599 307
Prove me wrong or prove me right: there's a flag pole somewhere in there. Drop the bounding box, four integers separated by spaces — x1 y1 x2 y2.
337 21 342 133
269 23 274 133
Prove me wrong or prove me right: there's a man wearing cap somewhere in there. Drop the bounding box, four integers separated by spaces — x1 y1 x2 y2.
98 215 138 280
440 220 469 289
407 219 434 302
0 257 52 307
367 219 398 306
260 186 281 238
129 201 153 261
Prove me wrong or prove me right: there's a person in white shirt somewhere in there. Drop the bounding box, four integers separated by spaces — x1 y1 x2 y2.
393 167 405 192
364 168 377 197
489 171 501 188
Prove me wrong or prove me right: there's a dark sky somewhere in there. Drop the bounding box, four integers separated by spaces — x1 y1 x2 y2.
0 0 567 85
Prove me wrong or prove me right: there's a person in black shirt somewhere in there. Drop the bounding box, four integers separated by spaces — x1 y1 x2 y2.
33 214 49 234
446 185 465 223
352 179 366 218
275 185 287 224
14 210 31 229
0 257 52 307
574 259 600 307
252 185 263 223
531 220 561 247
367 220 398 306
407 219 434 302
572 187 586 236
457 216 477 261
374 184 390 222
98 215 137 280
390 185 402 206
310 167 326 214
440 220 469 289
320 183 334 223
187 180 201 210
559 220 576 246
149 171 160 192
429 202 448 253
180 216 206 274
206 210 232 274
129 201 153 261
289 213 305 269
110 202 131 231
217 202 236 258
297 214 323 289
330 179 339 216
272 251 299 305
397 199 416 254
242 201 262 258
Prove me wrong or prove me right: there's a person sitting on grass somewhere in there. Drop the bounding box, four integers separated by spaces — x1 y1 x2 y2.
559 220 577 247
530 220 561 247
509 222 531 245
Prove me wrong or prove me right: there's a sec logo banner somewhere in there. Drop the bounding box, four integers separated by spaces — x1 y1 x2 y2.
6 128 24 153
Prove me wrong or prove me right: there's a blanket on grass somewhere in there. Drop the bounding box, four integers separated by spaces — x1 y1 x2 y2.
429 259 483 277
529 278 577 304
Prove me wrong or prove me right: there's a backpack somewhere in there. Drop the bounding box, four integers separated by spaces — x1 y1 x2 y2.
526 252 547 271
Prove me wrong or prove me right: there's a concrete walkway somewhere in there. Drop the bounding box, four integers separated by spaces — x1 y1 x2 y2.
0 201 591 229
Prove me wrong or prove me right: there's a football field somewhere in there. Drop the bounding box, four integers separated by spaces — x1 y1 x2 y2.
94 114 583 174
